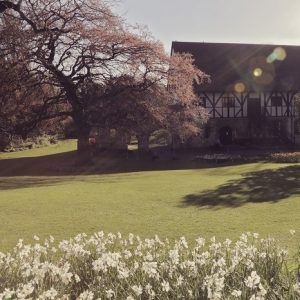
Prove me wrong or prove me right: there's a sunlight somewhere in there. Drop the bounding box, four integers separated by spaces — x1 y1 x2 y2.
267 47 287 63
234 82 246 93
274 47 287 61
253 68 263 77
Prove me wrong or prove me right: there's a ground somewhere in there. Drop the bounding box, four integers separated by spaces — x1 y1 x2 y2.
0 140 299 251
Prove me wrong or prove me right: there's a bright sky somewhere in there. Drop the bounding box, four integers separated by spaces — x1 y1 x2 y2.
116 0 300 52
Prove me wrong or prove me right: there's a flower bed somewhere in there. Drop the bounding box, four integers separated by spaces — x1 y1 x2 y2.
0 232 299 299
194 154 242 163
270 152 300 163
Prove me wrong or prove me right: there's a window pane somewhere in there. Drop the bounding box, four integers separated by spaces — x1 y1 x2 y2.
271 96 282 106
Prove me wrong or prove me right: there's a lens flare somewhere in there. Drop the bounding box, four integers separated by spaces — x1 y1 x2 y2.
234 82 246 93
274 47 286 61
267 47 287 63
267 53 276 63
253 68 263 77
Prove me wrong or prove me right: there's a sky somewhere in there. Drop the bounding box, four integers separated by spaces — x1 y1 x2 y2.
115 0 300 52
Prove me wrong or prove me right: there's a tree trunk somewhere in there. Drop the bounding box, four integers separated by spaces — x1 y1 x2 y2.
171 133 182 150
137 133 150 152
114 130 128 151
96 128 111 150
0 133 10 151
76 127 91 164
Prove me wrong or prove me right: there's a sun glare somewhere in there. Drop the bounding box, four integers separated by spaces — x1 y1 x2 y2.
274 47 287 61
267 47 287 63
253 68 263 77
234 82 246 93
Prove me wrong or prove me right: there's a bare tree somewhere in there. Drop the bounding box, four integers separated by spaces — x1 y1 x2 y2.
1 1 169 153
1 0 209 156
0 0 21 14
166 53 209 145
0 17 69 149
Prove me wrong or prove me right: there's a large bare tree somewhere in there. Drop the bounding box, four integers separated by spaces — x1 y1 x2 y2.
0 16 68 148
1 0 209 156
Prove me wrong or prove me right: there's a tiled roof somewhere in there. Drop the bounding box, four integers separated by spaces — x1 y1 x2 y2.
171 41 300 92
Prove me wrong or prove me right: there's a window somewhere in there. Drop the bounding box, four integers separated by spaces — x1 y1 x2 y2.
222 96 235 108
271 96 282 106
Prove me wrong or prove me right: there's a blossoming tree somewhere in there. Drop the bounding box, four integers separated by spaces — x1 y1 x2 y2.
1 0 208 157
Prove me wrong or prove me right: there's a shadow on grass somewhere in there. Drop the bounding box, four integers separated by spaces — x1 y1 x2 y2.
181 165 300 209
0 177 66 190
0 148 252 176
0 174 126 190
0 147 295 191
0 151 78 177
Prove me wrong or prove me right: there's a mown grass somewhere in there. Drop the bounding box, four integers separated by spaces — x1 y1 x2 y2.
0 140 299 251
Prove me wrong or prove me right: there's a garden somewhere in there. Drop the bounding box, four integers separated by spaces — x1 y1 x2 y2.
1 0 300 298
0 141 299 298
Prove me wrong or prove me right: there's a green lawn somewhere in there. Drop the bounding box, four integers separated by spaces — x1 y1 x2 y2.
0 140 299 251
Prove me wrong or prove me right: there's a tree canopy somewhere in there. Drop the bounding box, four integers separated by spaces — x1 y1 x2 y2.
0 0 209 154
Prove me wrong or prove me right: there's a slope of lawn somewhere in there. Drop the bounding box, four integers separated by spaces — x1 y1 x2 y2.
0 140 299 251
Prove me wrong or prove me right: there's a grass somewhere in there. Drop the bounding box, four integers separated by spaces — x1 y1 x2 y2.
0 140 299 251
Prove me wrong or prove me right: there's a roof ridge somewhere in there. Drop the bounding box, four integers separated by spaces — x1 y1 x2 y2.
171 41 300 47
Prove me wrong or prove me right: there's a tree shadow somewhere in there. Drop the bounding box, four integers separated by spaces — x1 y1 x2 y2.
0 146 296 191
0 177 67 190
181 165 300 209
0 151 77 177
0 148 252 177
0 174 124 191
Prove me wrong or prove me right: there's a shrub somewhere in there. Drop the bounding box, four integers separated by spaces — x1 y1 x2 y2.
3 134 59 152
149 130 171 146
0 232 299 299
31 134 59 147
270 152 300 163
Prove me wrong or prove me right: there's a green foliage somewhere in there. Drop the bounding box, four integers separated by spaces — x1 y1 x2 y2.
3 134 58 152
149 129 171 146
31 133 59 147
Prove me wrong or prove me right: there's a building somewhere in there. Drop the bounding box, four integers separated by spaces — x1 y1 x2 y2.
171 41 300 147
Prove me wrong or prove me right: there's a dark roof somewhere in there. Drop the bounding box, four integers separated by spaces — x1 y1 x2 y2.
171 41 300 92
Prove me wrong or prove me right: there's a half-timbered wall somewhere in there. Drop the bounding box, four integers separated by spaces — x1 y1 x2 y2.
200 91 295 118
200 92 246 118
263 92 294 117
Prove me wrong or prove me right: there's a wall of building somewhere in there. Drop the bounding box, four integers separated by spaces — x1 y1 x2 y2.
188 116 294 148
186 91 297 147
201 91 294 119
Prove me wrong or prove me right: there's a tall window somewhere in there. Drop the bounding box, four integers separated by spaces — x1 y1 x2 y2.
222 96 235 108
271 96 282 106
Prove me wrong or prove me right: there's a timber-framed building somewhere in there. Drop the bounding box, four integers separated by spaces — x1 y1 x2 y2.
171 41 300 147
